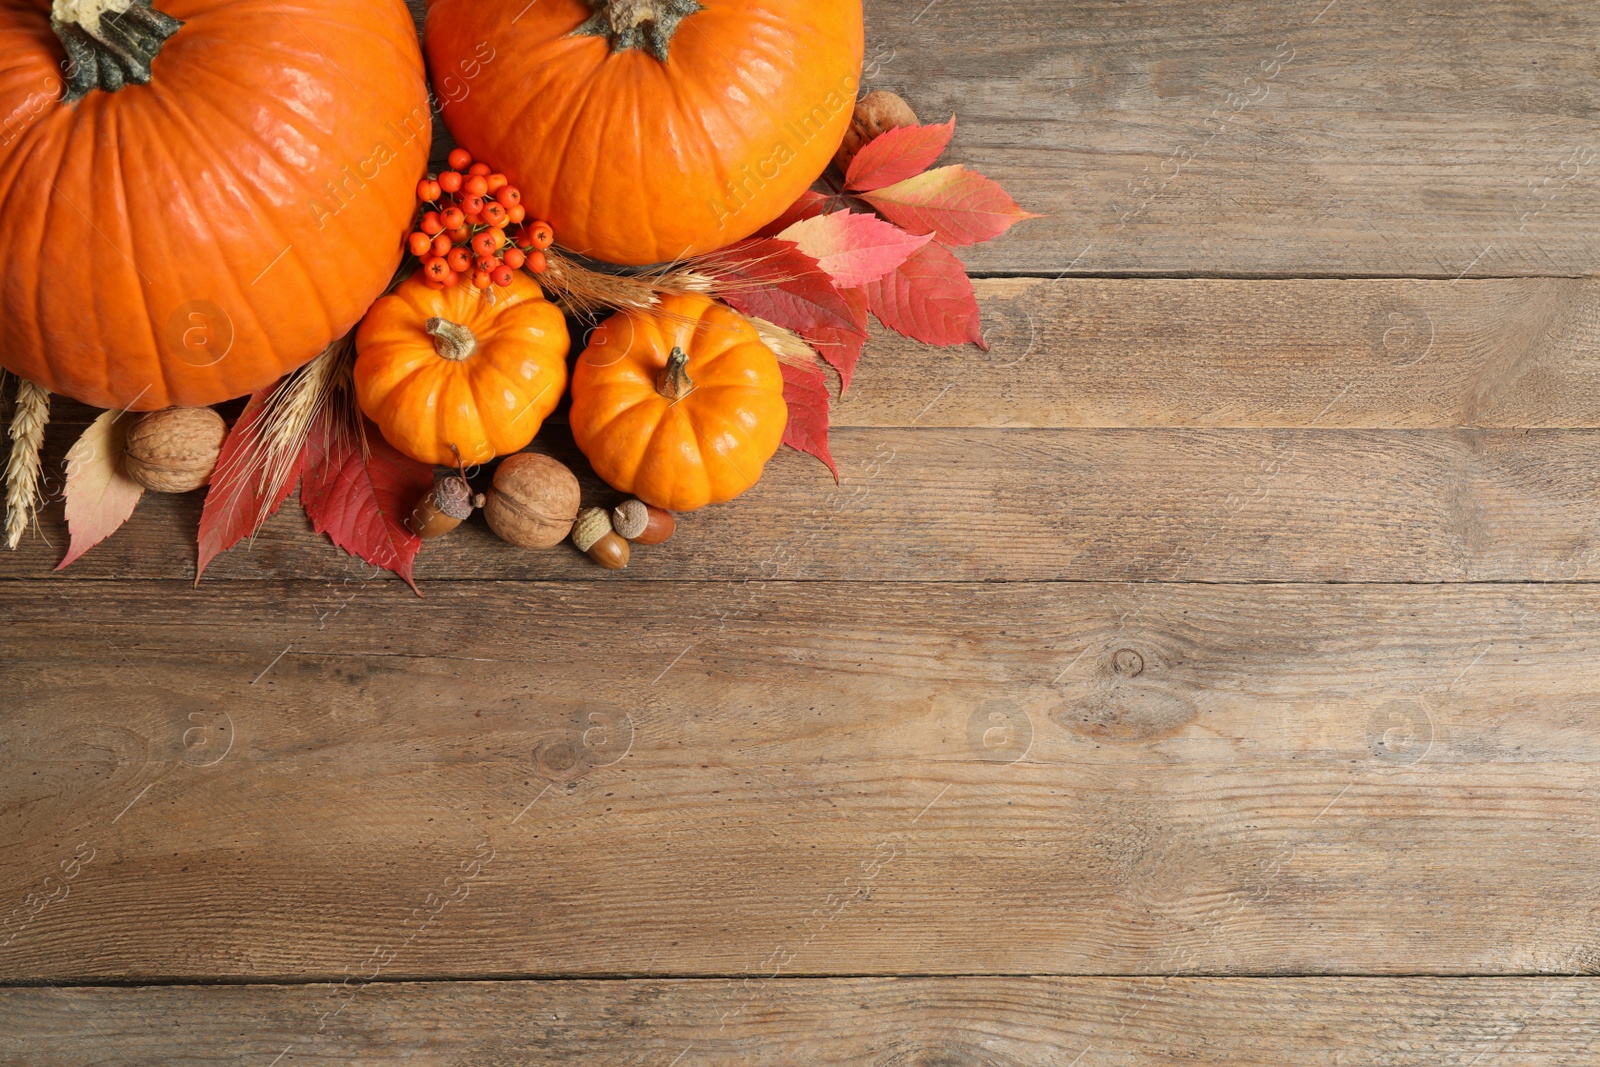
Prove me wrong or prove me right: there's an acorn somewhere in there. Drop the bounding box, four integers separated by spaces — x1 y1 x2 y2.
408 475 482 539
123 406 226 492
833 90 920 174
483 453 581 548
572 506 629 569
612 499 675 545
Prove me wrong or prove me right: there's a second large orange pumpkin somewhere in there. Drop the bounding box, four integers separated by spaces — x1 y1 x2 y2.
423 0 864 266
570 294 787 511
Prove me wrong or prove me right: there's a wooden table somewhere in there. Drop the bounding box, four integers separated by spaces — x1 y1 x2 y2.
6 1 1600 1062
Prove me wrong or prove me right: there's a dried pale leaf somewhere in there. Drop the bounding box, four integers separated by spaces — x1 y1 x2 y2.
57 410 144 569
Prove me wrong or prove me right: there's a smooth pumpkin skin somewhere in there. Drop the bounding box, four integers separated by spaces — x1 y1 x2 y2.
572 294 786 511
354 272 570 467
0 0 430 410
424 0 864 265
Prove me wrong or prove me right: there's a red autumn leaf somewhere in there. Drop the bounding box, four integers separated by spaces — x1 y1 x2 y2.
706 237 860 338
754 189 836 239
776 210 932 288
57 410 144 570
780 360 836 479
300 410 435 595
196 389 302 581
862 165 1041 247
845 117 957 192
804 285 869 394
863 240 986 349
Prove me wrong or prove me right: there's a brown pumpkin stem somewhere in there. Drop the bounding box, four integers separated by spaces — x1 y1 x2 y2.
572 0 703 63
656 346 694 402
52 0 184 106
425 317 478 362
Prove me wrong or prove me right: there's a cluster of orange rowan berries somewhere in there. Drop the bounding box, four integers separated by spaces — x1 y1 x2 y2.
407 147 556 291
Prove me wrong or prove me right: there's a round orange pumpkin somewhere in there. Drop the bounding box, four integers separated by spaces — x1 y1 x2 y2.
423 0 864 266
355 271 570 467
570 293 786 511
0 0 430 411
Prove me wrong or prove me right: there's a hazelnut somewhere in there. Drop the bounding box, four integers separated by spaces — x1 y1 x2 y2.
572 506 629 569
833 90 920 174
483 453 580 548
123 406 225 493
612 499 675 545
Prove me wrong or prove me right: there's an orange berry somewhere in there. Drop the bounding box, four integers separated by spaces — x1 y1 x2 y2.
528 221 554 250
464 174 489 198
459 194 485 216
471 269 492 289
482 202 509 228
491 264 514 288
495 186 520 208
431 233 452 257
416 178 441 202
501 247 526 270
506 204 526 225
420 211 444 236
423 274 447 291
470 231 497 258
437 170 463 195
442 269 461 288
440 206 465 230
512 225 534 250
485 173 508 194
421 255 450 282
407 231 432 256
526 249 548 274
447 225 471 244
468 162 492 176
448 147 473 172
446 246 472 273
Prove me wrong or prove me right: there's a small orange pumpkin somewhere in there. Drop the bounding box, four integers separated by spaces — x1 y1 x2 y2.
570 294 786 511
354 272 570 466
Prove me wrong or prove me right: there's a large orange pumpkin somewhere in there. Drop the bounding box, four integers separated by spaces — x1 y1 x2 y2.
0 0 430 411
355 271 570 467
570 293 786 511
423 0 863 266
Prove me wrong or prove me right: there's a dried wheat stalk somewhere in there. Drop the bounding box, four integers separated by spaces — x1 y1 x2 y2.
4 377 50 550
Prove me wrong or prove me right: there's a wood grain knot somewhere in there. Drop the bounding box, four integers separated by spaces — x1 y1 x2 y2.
530 706 635 784
876 1041 1019 1067
1053 645 1198 742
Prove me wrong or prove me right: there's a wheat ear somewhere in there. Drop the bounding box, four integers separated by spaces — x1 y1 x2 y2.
4 378 50 550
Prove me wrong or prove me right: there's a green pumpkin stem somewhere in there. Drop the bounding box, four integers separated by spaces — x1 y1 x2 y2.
656 346 694 401
572 0 704 63
52 0 184 106
425 318 478 362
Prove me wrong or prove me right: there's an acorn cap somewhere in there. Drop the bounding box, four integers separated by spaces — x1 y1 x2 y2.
571 507 613 553
612 499 649 540
434 475 475 520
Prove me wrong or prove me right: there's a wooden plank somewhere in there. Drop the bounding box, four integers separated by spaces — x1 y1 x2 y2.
5 977 1599 1066
838 278 1600 430
5 580 1599 980
25 279 1600 434
5 421 1600 583
863 0 1600 276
